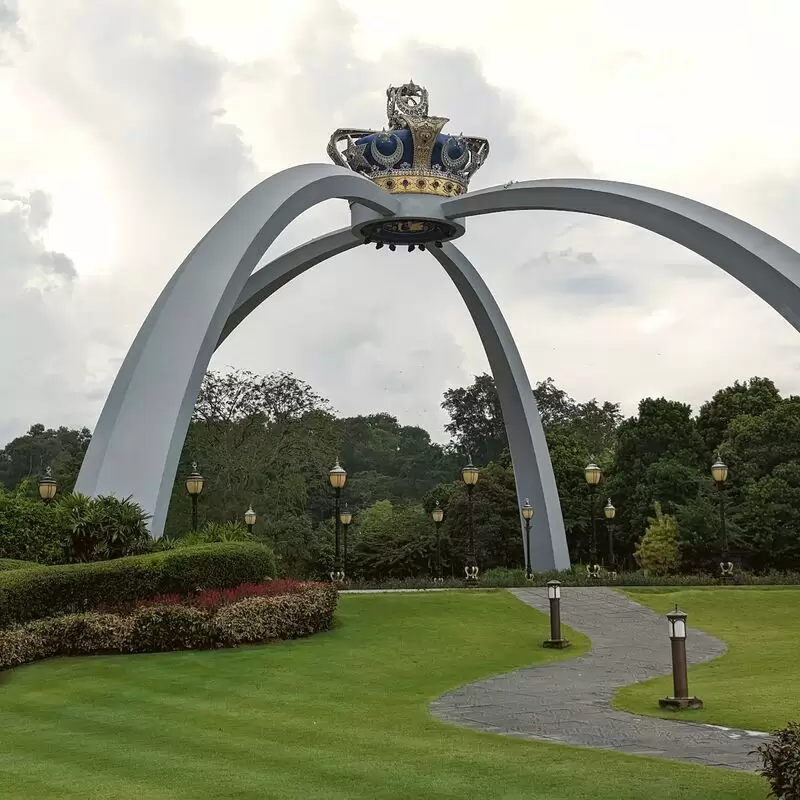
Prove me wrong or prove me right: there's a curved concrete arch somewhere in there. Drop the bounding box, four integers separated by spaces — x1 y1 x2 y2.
441 179 800 332
75 164 399 538
430 243 570 570
216 231 569 571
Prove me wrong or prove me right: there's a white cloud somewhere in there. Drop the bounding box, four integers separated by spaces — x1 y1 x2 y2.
0 0 799 450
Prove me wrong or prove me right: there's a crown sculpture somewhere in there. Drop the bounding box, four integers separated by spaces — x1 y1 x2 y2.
327 81 490 248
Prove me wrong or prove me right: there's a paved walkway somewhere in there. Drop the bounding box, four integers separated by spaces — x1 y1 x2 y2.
430 587 770 771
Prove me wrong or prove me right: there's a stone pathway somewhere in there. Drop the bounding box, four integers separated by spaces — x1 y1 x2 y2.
430 587 770 771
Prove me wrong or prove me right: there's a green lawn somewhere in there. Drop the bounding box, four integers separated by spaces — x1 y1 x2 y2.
0 590 765 799
615 587 800 732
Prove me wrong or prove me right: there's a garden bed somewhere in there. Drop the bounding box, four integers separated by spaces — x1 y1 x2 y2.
0 579 337 671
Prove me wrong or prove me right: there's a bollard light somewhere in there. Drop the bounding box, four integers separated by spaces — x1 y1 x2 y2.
658 606 703 710
542 580 570 649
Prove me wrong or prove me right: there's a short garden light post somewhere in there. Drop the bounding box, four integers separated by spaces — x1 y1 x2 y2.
461 456 480 582
431 501 444 584
542 580 570 649
329 459 347 582
185 463 204 531
711 456 733 581
659 606 703 710
340 503 352 579
244 505 256 534
584 461 602 578
38 466 57 503
521 498 534 579
604 498 616 568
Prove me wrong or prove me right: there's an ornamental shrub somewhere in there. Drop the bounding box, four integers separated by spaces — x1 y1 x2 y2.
0 582 336 671
634 503 680 576
756 721 800 799
0 558 42 572
0 541 276 629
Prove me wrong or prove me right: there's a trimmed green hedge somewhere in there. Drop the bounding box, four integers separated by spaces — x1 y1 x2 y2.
0 558 42 572
0 583 337 671
0 542 276 629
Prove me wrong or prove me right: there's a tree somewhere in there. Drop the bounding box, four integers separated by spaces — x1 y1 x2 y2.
442 373 505 464
0 424 91 493
611 398 706 559
697 377 781 454
634 503 679 575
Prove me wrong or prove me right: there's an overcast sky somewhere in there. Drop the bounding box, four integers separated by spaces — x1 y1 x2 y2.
2 0 800 446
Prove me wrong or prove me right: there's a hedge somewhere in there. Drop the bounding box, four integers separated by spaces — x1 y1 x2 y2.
0 558 42 572
0 542 276 629
0 583 337 671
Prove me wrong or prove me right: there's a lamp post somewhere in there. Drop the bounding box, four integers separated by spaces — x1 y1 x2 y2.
185 463 204 531
542 580 570 649
329 459 347 582
711 456 733 581
658 606 703 710
431 501 444 583
604 498 616 568
244 505 256 534
38 466 57 503
461 456 480 582
340 503 352 579
521 499 534 579
584 461 602 578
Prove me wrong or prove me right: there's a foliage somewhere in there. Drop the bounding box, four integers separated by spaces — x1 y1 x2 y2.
139 579 308 611
0 557 42 571
0 485 152 565
697 377 781 453
0 582 337 671
634 503 680 576
0 423 91 495
0 542 277 628
756 722 800 800
177 520 253 546
61 493 151 561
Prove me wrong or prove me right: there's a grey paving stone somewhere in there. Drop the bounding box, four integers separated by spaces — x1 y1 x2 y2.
429 587 771 771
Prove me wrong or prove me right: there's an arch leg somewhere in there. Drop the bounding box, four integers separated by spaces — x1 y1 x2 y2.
430 243 571 572
75 165 397 537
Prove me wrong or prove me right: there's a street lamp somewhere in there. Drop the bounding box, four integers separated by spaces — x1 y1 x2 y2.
185 462 204 531
244 505 256 534
431 501 445 584
521 499 534 579
604 498 616 568
340 503 352 579
329 459 347 582
711 455 733 581
38 466 57 502
542 580 570 649
461 456 480 582
584 461 602 578
658 606 703 710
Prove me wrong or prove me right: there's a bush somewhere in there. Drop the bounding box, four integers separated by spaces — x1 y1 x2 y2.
756 721 800 799
0 541 277 629
0 486 71 563
0 582 336 671
635 503 680 576
0 558 42 572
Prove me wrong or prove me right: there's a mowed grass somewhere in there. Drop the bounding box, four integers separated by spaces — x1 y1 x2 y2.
615 587 800 732
0 591 765 799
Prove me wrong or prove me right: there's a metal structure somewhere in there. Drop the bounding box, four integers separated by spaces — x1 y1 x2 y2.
75 82 800 572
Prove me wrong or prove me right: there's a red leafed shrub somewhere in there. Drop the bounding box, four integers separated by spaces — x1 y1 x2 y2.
140 579 309 611
0 582 337 671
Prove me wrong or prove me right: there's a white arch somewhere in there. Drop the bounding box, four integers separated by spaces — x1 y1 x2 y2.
442 179 800 332
75 164 398 537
